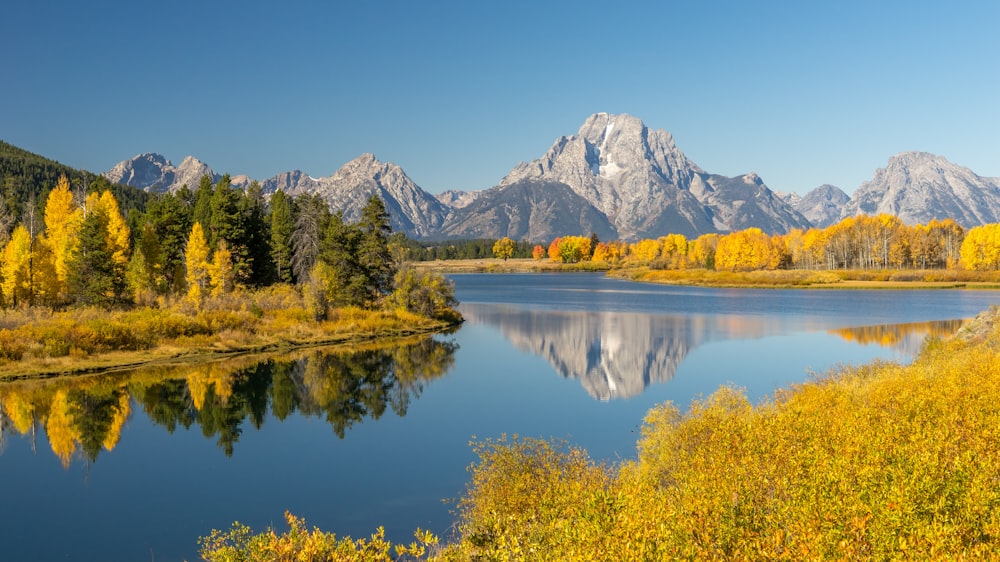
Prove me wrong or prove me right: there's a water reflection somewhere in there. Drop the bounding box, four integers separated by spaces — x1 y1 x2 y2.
828 318 967 355
460 303 967 400
0 336 457 466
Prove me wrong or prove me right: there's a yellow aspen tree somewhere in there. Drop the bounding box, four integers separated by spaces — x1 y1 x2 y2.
629 238 661 262
102 391 132 452
660 234 688 269
688 233 719 269
492 237 516 261
801 228 827 269
42 175 83 296
1 225 32 306
960 224 1000 270
209 239 235 297
31 239 59 306
185 222 211 303
86 190 131 267
591 242 610 263
1 389 36 435
45 390 80 468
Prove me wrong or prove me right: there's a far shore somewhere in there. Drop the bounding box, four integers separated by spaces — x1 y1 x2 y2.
412 258 1000 289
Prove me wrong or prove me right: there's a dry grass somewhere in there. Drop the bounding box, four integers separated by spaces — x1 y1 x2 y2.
0 286 459 380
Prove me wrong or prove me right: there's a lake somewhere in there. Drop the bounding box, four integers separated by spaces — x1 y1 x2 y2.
0 273 996 561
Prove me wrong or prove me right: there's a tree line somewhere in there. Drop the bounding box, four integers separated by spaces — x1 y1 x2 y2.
525 214 1000 271
0 173 455 318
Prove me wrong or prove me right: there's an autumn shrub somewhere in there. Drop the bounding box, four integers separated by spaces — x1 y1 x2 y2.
199 512 439 562
0 330 27 361
385 268 458 321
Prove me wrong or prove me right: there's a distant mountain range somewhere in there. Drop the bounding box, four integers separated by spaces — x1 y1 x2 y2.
103 113 1000 241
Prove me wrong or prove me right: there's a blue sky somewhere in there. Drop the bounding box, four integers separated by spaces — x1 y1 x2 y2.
5 1 998 195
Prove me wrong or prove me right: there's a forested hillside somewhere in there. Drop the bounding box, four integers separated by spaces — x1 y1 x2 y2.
0 140 149 230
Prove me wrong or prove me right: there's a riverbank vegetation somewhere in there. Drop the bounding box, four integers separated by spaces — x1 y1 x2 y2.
200 306 1000 560
0 174 459 377
473 215 1000 288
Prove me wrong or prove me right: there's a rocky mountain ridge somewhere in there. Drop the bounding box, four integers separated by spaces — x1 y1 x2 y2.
842 151 1000 227
104 115 1000 240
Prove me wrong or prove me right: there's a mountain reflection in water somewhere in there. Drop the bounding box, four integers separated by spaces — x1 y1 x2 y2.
0 336 457 467
460 303 968 400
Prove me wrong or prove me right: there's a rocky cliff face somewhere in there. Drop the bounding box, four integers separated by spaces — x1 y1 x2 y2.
795 184 850 227
103 153 252 193
497 113 809 238
261 153 449 238
842 152 1000 227
103 153 218 193
439 180 617 243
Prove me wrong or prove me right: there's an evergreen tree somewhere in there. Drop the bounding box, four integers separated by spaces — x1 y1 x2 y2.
290 193 330 282
67 209 126 307
209 174 249 283
192 175 214 230
144 192 192 293
240 181 274 286
318 211 365 306
356 194 396 304
269 189 295 284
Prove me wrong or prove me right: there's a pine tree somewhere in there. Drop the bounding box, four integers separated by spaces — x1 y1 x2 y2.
290 193 330 282
144 192 193 293
67 209 125 307
192 175 214 231
318 211 365 306
241 181 274 286
269 189 295 283
357 194 395 305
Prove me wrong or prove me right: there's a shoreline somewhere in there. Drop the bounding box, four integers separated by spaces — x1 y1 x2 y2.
0 312 460 382
413 258 1000 289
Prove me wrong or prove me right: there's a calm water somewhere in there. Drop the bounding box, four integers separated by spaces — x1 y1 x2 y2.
0 273 997 561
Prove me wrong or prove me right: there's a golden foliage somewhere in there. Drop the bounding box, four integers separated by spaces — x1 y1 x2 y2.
185 222 211 304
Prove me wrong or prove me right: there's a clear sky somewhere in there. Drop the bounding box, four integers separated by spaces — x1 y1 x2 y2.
4 0 998 195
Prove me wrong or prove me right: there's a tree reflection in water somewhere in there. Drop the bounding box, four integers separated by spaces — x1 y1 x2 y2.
0 335 457 465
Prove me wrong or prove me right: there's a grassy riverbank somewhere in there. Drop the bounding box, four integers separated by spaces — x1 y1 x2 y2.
613 266 1000 289
414 258 1000 289
200 305 1000 560
0 285 461 380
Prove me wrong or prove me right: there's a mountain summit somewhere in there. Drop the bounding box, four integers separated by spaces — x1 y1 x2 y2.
260 153 449 237
842 152 1000 227
103 153 217 193
492 113 809 238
